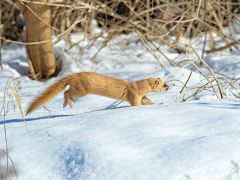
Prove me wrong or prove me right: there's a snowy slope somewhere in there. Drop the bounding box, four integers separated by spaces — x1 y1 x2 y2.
1 30 240 180
2 102 240 180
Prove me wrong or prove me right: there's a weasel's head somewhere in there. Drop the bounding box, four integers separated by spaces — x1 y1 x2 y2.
150 78 171 92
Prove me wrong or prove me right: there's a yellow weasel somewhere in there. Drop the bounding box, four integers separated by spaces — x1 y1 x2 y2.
26 72 171 115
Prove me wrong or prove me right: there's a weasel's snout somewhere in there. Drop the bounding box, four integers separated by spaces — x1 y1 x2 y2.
165 84 171 91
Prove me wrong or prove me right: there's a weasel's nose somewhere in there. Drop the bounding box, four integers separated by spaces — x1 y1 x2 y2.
164 84 171 91
166 85 171 91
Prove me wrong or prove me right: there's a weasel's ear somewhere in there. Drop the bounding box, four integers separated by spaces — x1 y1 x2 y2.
154 79 159 87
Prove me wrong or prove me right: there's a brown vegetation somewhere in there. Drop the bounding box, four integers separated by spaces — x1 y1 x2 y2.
1 0 239 56
0 0 240 101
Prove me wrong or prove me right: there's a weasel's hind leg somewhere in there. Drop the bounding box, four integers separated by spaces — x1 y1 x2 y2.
68 95 74 108
67 88 87 108
63 90 69 108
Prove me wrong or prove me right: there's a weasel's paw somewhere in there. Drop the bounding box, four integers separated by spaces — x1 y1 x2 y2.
159 102 164 105
63 102 68 108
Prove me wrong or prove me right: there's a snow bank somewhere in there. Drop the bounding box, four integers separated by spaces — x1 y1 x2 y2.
1 31 240 180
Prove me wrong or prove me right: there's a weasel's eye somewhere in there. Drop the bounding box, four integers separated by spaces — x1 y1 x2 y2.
164 84 167 87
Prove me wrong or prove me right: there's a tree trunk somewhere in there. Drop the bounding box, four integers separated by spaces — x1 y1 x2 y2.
0 0 2 70
22 0 56 79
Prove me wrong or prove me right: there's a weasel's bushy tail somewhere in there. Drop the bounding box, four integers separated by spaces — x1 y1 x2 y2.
26 76 69 115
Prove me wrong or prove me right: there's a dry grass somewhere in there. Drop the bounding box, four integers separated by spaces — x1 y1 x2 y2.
0 77 30 180
10 87 30 135
1 0 239 50
0 0 240 101
0 149 18 180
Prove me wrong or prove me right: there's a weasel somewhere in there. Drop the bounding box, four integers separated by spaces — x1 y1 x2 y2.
26 72 171 115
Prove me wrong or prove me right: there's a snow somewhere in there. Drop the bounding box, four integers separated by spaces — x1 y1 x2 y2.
1 27 240 180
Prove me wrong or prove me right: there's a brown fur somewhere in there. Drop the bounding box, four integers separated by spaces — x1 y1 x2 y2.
26 72 171 115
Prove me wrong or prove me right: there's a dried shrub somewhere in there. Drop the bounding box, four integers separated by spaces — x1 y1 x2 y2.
0 0 240 101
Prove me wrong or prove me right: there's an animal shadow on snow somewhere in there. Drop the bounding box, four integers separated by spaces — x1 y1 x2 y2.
0 115 73 125
0 101 130 125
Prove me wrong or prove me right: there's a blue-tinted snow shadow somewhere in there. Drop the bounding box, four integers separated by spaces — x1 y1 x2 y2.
0 114 74 125
0 105 126 125
105 101 121 109
105 101 130 110
197 102 240 109
1 102 131 125
78 101 129 115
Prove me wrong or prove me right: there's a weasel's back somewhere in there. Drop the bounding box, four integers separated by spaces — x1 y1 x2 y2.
76 72 129 99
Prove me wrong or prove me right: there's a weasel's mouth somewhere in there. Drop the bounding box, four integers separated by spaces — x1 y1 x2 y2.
165 86 171 91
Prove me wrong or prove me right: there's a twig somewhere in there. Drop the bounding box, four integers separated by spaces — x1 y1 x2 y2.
161 60 197 81
10 87 31 136
114 101 123 108
136 31 166 68
211 0 240 22
180 37 223 99
90 34 114 70
0 149 18 180
186 51 221 100
180 66 195 94
205 39 240 53
0 17 84 45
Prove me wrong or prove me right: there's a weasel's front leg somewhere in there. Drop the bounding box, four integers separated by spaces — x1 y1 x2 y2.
128 95 141 106
141 96 155 105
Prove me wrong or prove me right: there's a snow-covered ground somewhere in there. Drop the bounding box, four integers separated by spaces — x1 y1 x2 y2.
1 26 240 180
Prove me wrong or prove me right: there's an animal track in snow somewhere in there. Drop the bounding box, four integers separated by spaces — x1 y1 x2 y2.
229 160 240 179
63 148 87 179
177 174 191 180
